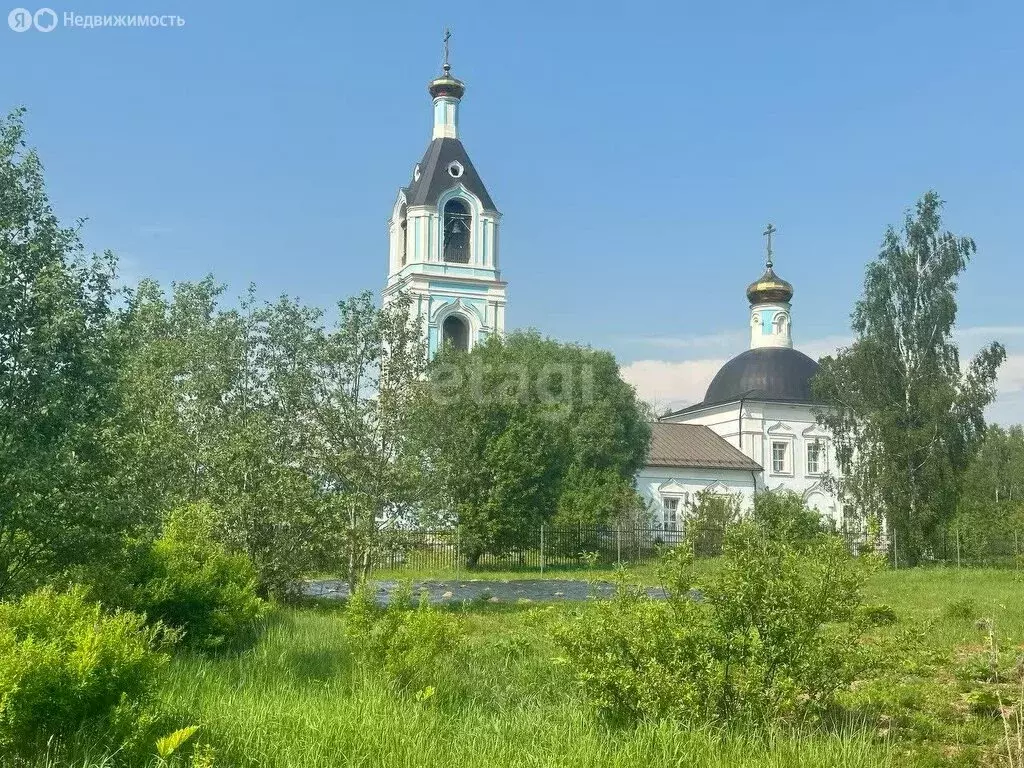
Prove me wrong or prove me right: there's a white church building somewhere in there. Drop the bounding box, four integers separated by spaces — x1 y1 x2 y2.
382 41 844 534
637 237 844 532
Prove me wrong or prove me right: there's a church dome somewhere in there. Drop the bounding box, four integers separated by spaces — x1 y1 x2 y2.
746 266 794 304
703 347 820 405
429 74 465 100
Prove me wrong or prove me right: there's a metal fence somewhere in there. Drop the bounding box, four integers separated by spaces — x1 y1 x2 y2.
836 528 1022 568
372 522 781 572
371 523 1022 573
375 524 684 572
913 526 1022 568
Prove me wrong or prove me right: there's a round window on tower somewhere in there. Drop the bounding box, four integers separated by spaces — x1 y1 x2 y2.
447 161 464 179
413 163 421 182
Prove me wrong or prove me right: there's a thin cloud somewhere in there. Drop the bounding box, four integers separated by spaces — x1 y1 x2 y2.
615 331 745 351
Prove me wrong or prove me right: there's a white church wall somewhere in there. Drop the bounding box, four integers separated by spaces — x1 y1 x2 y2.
663 400 845 526
635 466 758 535
662 403 738 436
757 402 841 524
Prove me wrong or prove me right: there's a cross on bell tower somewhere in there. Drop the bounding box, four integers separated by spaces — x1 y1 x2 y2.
442 27 452 76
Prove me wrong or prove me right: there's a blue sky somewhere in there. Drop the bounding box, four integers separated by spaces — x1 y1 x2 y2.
3 1 1023 420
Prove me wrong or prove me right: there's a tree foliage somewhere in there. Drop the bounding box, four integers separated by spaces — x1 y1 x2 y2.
116 280 327 597
306 291 427 588
0 108 133 598
813 192 1005 563
955 424 1024 560
0 113 431 598
410 331 650 564
117 285 426 594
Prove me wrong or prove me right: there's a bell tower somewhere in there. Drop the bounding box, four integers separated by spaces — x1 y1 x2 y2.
383 30 507 358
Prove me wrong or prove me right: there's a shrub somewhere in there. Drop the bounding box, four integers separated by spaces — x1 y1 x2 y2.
344 583 464 691
554 511 875 725
0 586 172 756
685 491 740 557
751 489 827 546
93 503 266 651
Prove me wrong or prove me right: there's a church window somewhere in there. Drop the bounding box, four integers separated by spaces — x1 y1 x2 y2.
663 496 680 532
443 199 471 263
398 204 408 266
441 314 469 352
771 441 790 474
447 160 464 178
806 440 824 474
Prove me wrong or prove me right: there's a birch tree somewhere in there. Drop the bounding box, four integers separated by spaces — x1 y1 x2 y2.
814 192 1004 563
309 292 427 589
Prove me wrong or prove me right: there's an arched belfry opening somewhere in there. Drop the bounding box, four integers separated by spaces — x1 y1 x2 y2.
443 199 471 263
398 204 408 266
441 314 470 352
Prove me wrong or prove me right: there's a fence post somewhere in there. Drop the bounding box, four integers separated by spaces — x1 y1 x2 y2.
892 526 898 570
456 525 461 581
616 523 622 567
540 523 545 575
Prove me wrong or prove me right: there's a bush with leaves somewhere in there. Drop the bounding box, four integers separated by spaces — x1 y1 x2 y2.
90 504 266 651
685 491 741 557
344 583 464 691
554 499 877 724
0 586 173 757
749 489 828 545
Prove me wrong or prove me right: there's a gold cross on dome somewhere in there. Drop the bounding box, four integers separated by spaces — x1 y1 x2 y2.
442 28 452 75
762 223 776 269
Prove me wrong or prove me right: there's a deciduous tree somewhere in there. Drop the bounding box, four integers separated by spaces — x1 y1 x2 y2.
814 192 1005 563
411 331 650 564
307 292 427 588
0 109 130 597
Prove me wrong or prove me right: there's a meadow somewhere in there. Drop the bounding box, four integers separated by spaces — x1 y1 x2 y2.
114 567 1023 768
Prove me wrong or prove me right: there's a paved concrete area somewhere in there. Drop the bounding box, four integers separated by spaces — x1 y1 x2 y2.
304 578 670 604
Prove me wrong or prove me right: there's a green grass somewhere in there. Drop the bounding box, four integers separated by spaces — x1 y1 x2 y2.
33 568 1024 767
867 567 1024 639
155 606 895 768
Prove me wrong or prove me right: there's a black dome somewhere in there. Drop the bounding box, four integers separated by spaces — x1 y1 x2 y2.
703 347 820 405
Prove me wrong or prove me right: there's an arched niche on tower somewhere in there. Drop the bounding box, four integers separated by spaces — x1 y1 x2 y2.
388 191 410 274
432 297 485 352
398 203 409 266
440 314 470 352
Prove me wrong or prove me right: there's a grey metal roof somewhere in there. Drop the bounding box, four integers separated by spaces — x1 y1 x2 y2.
647 423 762 471
405 138 497 212
667 348 821 418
